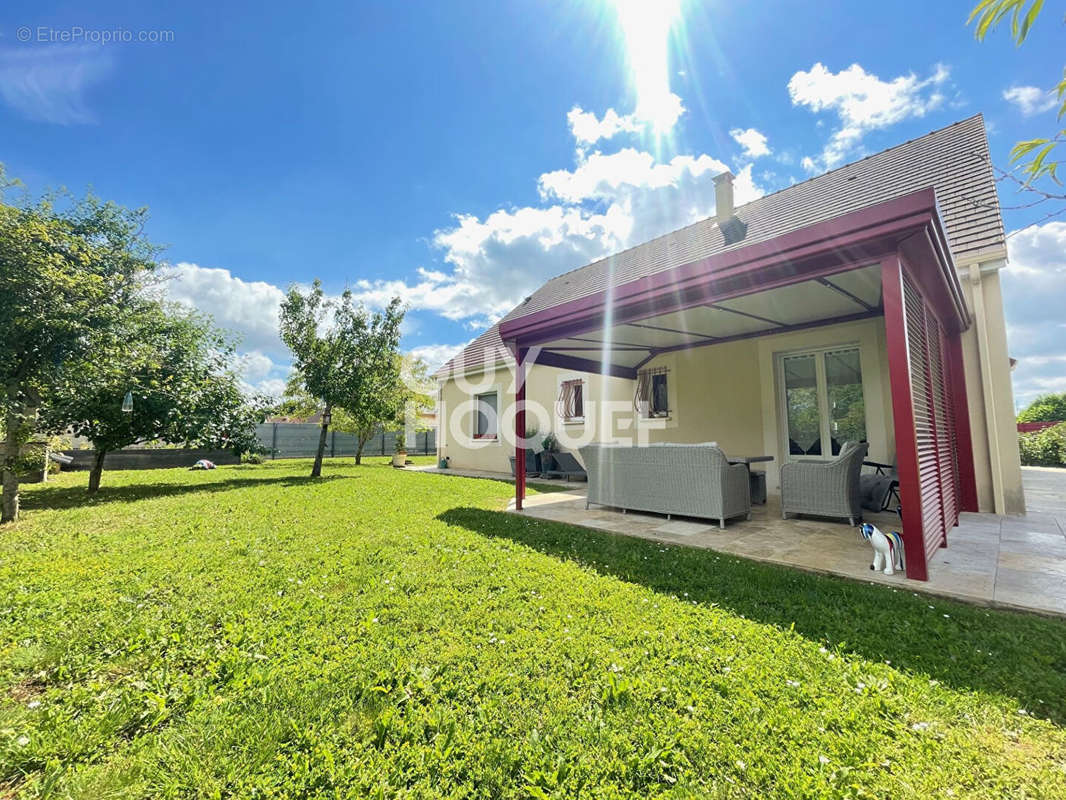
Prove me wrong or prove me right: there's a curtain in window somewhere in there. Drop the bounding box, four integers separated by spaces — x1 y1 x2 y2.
475 392 497 437
557 379 583 420
634 367 668 417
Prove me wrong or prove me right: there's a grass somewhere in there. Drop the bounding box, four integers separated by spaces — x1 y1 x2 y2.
2 458 1065 798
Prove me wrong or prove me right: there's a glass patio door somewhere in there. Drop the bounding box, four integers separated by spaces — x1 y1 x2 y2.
780 346 866 460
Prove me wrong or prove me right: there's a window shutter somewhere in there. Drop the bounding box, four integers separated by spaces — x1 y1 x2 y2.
903 275 959 557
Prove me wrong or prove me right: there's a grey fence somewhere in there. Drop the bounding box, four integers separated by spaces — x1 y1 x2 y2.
255 423 436 460
62 448 241 471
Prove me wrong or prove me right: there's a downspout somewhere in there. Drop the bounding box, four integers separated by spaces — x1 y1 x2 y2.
968 263 1005 514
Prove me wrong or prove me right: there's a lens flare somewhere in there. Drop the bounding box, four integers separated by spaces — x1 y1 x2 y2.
612 0 683 131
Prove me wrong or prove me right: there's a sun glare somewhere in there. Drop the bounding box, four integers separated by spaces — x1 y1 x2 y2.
612 0 683 131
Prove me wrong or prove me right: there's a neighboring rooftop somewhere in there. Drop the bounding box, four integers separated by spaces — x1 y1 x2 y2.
437 114 1004 379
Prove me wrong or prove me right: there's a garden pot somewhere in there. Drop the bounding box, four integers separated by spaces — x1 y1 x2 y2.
392 453 407 467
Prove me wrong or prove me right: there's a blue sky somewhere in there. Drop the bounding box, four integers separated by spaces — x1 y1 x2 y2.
1 0 1064 406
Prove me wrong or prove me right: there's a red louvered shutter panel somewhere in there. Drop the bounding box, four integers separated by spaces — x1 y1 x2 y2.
903 277 945 562
926 310 959 535
902 275 961 562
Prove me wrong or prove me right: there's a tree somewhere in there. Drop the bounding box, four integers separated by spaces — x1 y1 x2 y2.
41 303 268 492
1018 392 1066 423
272 373 320 420
969 0 1066 212
279 280 404 477
0 177 159 522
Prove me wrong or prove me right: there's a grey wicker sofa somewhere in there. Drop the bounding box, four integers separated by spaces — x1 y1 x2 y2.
579 443 751 529
780 441 868 525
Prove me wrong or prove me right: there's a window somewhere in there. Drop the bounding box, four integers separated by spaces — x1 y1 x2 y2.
473 391 497 439
558 379 584 422
779 346 865 459
635 367 669 418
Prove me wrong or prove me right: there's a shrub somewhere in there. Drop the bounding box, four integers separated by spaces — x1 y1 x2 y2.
1017 392 1066 423
1018 422 1066 467
11 445 60 478
240 451 265 465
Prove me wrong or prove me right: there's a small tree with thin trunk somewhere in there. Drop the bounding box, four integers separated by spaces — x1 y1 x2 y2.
41 303 267 493
0 177 158 522
279 281 404 477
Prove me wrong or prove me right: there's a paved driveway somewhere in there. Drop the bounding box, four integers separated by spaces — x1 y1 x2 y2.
1020 467 1066 527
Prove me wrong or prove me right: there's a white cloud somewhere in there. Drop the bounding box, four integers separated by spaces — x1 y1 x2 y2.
253 378 289 400
788 62 950 171
161 261 464 395
409 342 467 372
1002 85 1059 116
348 126 764 327
567 106 642 145
1001 222 1066 408
236 351 276 383
0 45 113 124
164 262 287 357
730 128 771 158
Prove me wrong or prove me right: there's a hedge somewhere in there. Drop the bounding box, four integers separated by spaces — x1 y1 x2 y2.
1018 422 1066 467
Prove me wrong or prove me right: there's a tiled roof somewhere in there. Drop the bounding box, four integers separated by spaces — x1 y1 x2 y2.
434 324 513 379
437 114 1004 379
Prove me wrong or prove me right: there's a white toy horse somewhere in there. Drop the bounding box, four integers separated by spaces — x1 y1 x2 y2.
858 522 905 575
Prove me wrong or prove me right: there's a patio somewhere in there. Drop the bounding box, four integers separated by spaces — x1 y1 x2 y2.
499 466 1066 617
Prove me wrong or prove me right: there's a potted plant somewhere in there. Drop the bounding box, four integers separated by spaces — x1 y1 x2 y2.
392 437 407 468
540 431 560 472
509 424 544 477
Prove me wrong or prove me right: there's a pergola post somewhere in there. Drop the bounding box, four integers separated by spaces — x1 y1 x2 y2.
514 347 527 511
945 332 979 513
881 255 929 581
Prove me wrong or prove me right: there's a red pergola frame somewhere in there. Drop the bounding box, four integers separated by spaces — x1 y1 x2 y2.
502 189 980 579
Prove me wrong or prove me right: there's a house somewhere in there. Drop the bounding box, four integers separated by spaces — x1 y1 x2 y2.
434 114 1023 581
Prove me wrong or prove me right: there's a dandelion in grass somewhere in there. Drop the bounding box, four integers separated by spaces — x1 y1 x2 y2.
17 736 29 746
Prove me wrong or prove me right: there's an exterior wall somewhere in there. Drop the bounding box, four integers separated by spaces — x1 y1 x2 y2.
439 317 893 490
957 260 1026 514
437 361 634 474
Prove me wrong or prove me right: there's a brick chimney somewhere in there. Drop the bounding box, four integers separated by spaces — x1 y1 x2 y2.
713 170 735 221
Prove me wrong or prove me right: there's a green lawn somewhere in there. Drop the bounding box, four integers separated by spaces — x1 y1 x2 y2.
2 459 1066 798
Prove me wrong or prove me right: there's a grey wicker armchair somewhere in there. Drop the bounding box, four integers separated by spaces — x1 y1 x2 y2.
780 441 869 525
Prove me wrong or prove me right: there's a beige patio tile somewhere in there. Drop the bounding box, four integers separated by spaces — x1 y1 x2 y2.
998 534 1066 559
992 589 1066 617
995 567 1066 601
997 551 1066 580
655 520 715 536
1000 520 1065 539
